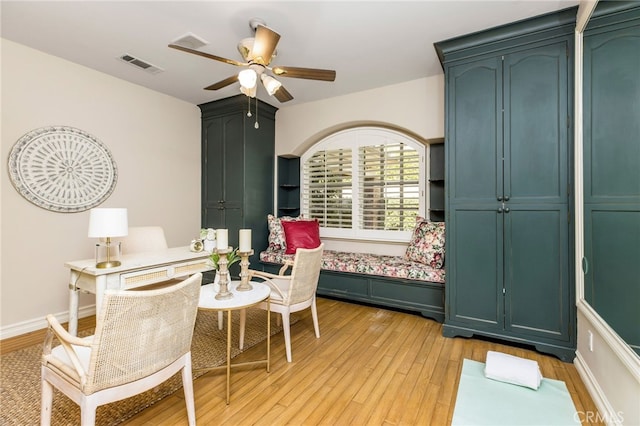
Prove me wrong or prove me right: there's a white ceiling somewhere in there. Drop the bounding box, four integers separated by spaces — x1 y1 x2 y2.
1 1 579 107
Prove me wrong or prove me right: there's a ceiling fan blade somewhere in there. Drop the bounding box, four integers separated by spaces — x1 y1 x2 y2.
204 75 238 91
252 25 280 66
274 85 294 103
168 44 246 67
271 66 336 81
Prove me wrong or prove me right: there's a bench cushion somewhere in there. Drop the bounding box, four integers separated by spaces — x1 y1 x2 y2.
260 249 445 284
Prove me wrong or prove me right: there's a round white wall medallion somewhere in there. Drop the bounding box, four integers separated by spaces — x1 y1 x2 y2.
7 126 118 213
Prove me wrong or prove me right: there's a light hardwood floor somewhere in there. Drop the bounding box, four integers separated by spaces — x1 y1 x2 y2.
126 297 601 426
2 297 602 425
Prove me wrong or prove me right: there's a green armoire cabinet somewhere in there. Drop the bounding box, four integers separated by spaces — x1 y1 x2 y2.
583 3 640 356
199 95 278 272
435 8 576 361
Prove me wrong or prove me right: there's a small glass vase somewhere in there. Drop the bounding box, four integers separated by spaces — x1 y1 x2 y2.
203 239 216 253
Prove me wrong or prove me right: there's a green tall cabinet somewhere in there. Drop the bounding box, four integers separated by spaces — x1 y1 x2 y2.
583 3 640 356
199 95 278 271
435 8 576 361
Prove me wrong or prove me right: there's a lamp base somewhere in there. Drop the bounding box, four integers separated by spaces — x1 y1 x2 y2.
95 241 121 269
96 260 122 269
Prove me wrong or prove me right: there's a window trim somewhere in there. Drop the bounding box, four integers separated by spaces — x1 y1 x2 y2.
301 127 426 242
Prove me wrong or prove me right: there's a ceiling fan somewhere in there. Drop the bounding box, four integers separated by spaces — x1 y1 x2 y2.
168 18 336 103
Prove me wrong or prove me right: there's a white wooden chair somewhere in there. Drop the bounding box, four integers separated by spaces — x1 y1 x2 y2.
119 226 168 254
248 244 324 362
40 273 202 426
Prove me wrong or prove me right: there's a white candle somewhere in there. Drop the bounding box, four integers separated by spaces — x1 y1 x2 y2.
239 229 252 252
216 229 228 250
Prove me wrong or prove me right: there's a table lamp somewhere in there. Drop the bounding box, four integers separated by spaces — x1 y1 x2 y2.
88 208 128 268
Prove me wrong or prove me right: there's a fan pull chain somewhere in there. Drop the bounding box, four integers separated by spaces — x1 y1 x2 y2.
246 96 252 117
254 97 259 129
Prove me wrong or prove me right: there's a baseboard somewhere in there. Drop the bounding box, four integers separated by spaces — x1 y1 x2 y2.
0 305 96 340
574 350 624 425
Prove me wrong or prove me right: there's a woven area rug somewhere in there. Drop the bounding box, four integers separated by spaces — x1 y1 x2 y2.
1 307 291 426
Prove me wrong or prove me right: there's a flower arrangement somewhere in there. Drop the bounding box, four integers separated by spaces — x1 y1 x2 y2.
200 228 217 252
200 228 216 241
209 247 241 270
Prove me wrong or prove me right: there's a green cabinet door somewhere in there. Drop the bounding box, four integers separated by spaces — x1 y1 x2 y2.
446 56 503 329
505 207 570 341
447 56 502 205
447 207 503 328
202 116 224 227
583 21 640 355
201 114 244 232
503 43 569 204
503 42 571 342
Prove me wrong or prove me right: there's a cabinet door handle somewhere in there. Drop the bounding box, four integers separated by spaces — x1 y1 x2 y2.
504 207 510 213
504 196 510 201
582 257 589 275
218 200 225 204
497 207 504 213
497 196 503 201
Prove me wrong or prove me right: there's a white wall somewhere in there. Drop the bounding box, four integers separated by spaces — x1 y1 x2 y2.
275 76 444 157
574 304 640 425
0 39 202 337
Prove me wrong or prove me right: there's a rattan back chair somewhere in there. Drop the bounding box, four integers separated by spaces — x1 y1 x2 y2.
41 272 202 426
249 244 324 362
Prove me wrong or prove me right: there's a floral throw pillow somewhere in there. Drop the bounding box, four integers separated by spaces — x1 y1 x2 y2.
404 217 446 268
267 214 291 251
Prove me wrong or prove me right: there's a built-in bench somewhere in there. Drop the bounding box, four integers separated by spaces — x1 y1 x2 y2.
260 249 445 322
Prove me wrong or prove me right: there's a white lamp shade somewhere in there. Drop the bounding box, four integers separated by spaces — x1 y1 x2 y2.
238 69 257 89
240 84 257 98
261 74 282 95
88 208 129 238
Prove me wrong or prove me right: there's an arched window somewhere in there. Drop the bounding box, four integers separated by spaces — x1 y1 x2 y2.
301 127 425 241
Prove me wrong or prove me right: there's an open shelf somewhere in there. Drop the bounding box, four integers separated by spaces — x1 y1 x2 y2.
429 142 445 222
277 156 301 218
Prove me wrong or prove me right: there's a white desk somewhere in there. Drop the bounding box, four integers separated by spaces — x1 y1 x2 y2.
197 281 271 404
66 246 212 335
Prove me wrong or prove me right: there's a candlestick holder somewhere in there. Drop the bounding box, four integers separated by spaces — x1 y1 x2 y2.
214 247 233 300
236 250 254 291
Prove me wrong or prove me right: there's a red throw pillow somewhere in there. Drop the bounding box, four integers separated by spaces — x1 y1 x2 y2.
282 219 321 254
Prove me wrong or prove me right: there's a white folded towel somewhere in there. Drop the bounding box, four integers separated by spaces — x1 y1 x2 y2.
484 351 543 390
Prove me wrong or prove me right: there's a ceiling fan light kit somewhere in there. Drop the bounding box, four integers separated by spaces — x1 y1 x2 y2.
168 18 336 104
238 68 258 89
237 38 255 61
240 83 257 98
261 74 282 96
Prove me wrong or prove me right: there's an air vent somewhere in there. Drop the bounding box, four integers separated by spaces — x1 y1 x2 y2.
117 53 164 74
171 32 208 49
